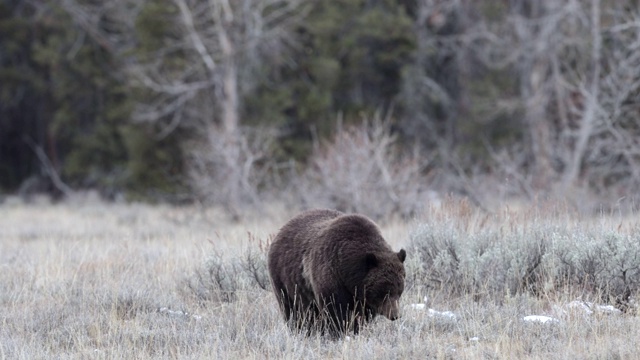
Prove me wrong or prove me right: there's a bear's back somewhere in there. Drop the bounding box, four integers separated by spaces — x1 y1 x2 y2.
321 213 390 253
278 208 343 245
268 209 343 270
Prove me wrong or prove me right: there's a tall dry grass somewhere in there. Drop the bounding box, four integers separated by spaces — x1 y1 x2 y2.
1 198 639 359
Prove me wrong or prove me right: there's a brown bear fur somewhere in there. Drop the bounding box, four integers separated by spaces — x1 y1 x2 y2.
268 209 406 337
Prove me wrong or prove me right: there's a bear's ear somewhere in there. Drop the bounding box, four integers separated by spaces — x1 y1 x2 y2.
365 253 378 269
397 249 406 263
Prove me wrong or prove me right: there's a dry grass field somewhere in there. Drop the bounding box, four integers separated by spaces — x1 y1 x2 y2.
1 198 640 359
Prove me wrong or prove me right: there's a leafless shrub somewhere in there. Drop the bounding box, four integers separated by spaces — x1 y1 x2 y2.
296 117 432 221
188 126 276 218
187 252 241 304
185 232 271 305
504 1 640 210
240 232 273 291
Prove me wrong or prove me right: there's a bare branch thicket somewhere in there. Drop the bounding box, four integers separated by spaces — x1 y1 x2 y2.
439 0 640 210
296 117 433 221
401 0 464 148
402 0 534 209
56 0 143 54
411 0 640 210
188 126 276 218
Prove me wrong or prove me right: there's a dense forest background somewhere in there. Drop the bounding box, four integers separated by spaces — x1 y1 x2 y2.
1 0 639 216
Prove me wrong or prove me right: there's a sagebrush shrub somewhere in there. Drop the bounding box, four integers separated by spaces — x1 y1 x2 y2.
186 233 272 304
408 208 640 305
552 231 640 304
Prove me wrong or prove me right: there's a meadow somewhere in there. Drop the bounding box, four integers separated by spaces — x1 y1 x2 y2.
1 197 639 359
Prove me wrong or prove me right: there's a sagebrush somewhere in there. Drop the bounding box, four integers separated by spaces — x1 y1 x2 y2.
407 201 640 309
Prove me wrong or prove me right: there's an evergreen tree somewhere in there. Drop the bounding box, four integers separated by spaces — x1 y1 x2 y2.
244 0 416 159
0 0 184 200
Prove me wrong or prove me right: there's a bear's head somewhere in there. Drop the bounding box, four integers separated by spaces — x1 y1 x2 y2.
362 249 407 320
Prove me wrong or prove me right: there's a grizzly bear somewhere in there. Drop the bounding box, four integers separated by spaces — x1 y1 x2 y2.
268 209 407 337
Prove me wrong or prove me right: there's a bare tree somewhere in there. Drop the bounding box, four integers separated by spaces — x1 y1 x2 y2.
128 0 307 137
55 0 140 53
421 0 640 209
126 0 308 209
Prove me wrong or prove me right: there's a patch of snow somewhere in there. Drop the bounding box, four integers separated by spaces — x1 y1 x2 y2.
158 307 202 320
565 300 621 316
445 345 456 354
596 304 621 314
469 337 480 342
428 308 457 320
566 300 593 315
523 315 559 324
407 302 457 320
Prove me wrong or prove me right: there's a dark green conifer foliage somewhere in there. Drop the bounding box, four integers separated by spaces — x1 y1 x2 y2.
244 0 416 160
0 1 184 199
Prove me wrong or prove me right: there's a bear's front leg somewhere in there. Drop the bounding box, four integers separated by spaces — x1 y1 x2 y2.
318 288 358 337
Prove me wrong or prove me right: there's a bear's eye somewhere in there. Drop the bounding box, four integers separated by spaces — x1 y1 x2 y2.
384 288 399 299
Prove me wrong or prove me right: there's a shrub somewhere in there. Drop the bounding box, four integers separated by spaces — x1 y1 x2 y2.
187 126 275 219
553 231 640 307
295 117 431 221
407 202 640 307
185 233 272 305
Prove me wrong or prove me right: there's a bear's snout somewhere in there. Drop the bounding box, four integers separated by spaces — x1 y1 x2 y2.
380 298 401 321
